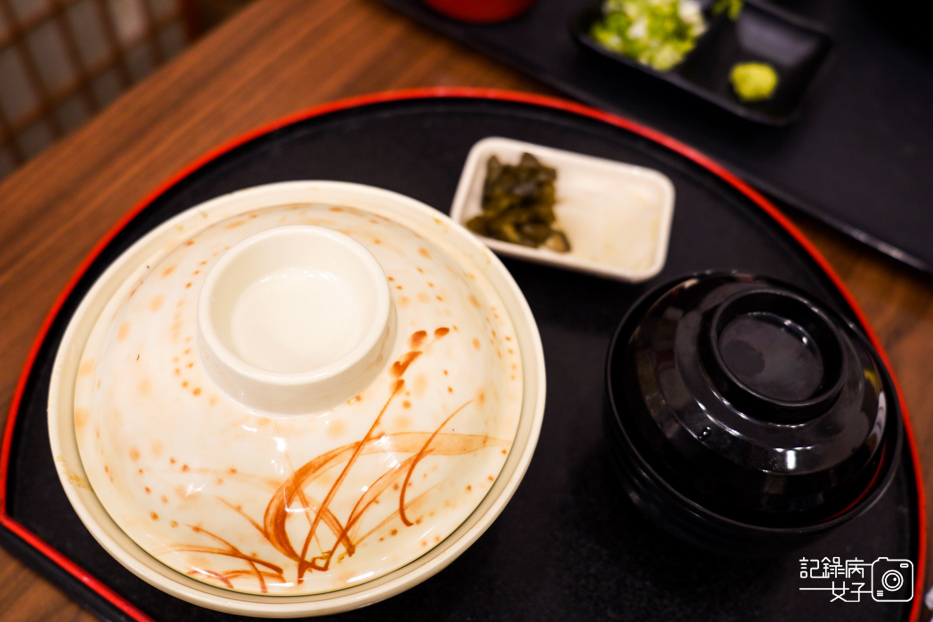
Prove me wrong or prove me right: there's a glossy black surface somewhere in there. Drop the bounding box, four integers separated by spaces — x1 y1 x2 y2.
0 96 919 621
604 273 902 554
382 0 933 275
573 1 834 125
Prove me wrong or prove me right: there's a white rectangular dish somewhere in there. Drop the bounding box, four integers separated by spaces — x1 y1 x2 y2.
449 137 675 282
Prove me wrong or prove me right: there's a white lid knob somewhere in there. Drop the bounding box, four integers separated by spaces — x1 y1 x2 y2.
197 225 393 414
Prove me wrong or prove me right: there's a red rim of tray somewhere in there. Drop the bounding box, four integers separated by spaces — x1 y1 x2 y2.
0 87 925 622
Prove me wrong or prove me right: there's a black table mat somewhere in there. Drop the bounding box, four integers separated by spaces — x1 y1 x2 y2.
0 93 922 621
381 0 933 275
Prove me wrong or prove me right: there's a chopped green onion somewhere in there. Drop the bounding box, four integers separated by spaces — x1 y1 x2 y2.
590 0 707 72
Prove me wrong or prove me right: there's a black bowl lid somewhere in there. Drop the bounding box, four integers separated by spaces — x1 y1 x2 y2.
607 273 898 526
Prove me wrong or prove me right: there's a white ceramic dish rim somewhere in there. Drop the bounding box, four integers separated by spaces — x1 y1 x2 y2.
47 181 547 618
449 136 676 282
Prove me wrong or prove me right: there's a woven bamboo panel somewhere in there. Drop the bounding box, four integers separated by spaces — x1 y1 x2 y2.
0 0 198 179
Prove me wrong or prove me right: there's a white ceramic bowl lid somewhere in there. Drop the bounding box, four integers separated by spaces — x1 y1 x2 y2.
48 182 546 615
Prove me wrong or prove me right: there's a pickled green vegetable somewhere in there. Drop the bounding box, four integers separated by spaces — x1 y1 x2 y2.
465 153 571 252
589 0 707 72
730 61 779 102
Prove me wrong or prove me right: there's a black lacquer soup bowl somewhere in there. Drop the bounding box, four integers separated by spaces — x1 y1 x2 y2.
604 272 902 556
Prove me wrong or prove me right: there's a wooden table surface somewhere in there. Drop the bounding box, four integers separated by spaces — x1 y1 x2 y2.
1 0 931 619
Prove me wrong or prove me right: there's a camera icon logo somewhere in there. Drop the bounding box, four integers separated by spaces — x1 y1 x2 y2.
871 558 914 602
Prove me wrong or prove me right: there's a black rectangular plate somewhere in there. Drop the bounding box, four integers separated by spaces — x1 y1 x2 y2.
573 0 834 125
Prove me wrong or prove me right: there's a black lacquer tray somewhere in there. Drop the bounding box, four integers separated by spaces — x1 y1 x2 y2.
0 91 923 621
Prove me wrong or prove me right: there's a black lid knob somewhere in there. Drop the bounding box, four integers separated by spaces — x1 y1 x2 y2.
699 287 845 425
